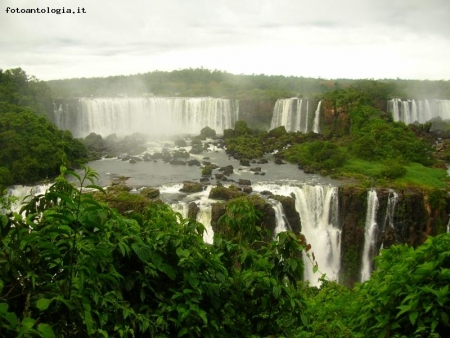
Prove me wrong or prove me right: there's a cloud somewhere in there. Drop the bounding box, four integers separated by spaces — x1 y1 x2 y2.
1 0 449 80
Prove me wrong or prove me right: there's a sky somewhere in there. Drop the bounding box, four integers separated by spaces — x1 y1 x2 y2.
1 0 450 81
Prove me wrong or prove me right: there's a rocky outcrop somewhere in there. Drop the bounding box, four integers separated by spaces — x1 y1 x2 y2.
179 181 203 193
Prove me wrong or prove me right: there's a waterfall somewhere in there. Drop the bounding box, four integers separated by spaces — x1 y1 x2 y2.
271 200 288 238
387 99 450 124
312 100 321 133
270 98 320 133
360 190 379 283
54 97 239 138
196 204 214 244
5 184 53 214
252 183 341 286
384 190 398 230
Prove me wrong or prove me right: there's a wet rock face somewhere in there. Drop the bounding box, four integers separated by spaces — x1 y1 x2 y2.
338 186 449 286
271 195 301 234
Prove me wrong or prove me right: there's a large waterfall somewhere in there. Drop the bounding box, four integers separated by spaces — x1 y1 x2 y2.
253 183 341 286
54 97 239 138
360 190 379 282
270 98 320 133
387 99 450 124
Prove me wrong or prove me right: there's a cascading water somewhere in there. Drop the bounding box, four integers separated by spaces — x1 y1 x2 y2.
253 183 341 286
360 190 379 283
270 98 320 133
312 100 321 133
54 97 239 138
5 184 53 214
196 205 214 244
271 200 288 239
387 99 450 124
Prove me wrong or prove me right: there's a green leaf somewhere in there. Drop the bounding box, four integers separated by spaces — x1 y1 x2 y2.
37 323 55 338
177 327 189 337
160 263 176 280
18 317 36 336
0 302 8 314
188 273 199 288
176 247 190 258
36 298 52 311
409 311 418 325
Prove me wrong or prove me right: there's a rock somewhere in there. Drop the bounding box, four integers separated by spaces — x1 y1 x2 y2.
170 159 187 165
238 179 251 186
130 156 142 162
258 159 269 164
203 161 211 166
250 167 262 172
240 159 250 166
209 185 246 200
274 158 286 165
140 187 160 199
174 139 187 147
260 190 273 196
188 202 200 219
200 177 210 182
215 173 225 180
129 159 136 164
187 159 201 166
180 181 203 193
220 165 234 176
241 186 253 193
189 147 203 154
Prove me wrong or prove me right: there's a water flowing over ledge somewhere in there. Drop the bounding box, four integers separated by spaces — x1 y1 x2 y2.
53 97 239 138
387 98 450 124
270 98 321 133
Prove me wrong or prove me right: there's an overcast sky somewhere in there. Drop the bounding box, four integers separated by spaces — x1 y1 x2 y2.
1 0 449 81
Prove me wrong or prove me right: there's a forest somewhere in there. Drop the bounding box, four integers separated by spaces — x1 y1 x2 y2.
1 67 450 337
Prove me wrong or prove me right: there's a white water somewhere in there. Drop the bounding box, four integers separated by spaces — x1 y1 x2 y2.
312 100 321 133
270 98 320 133
360 190 379 283
253 183 341 286
388 99 450 124
5 184 53 214
271 200 288 238
384 190 398 230
54 97 239 138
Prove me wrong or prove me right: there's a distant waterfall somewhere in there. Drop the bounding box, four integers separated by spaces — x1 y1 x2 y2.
271 200 288 238
270 98 320 133
54 97 239 138
360 190 379 283
312 100 321 133
387 99 450 124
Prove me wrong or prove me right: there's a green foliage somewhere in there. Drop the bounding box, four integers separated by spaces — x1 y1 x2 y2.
0 166 308 337
284 141 348 172
352 234 450 337
349 105 432 165
0 69 88 188
0 106 87 185
199 126 216 139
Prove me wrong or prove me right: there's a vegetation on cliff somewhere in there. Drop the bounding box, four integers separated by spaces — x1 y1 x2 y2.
0 69 87 191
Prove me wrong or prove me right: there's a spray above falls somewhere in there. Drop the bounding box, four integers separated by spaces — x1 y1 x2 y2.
54 97 239 138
